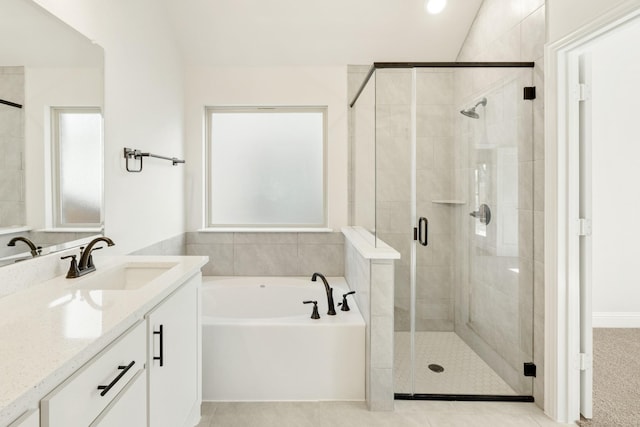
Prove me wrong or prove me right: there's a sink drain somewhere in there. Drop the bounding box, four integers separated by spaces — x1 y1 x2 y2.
428 364 444 373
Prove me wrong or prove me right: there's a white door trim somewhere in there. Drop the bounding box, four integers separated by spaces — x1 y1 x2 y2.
544 1 640 423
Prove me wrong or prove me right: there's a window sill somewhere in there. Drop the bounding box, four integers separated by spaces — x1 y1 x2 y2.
37 227 104 233
197 227 333 233
0 226 31 236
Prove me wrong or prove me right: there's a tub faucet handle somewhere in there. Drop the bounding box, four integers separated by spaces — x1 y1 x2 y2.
338 291 356 312
303 300 321 319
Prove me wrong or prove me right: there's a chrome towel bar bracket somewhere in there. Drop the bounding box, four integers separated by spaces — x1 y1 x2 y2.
124 147 185 172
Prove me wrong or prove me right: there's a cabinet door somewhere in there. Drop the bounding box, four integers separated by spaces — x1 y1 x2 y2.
90 369 147 427
147 275 199 427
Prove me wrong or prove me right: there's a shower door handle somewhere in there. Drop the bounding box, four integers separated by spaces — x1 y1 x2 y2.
418 217 428 246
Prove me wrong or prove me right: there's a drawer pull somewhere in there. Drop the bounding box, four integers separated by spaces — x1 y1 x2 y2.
97 360 135 396
153 324 164 367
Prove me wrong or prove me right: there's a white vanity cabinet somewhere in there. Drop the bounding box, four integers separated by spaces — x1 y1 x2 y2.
40 321 146 427
0 257 206 427
147 274 200 427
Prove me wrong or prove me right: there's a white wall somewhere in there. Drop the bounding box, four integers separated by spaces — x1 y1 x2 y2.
24 67 103 229
546 0 634 42
33 0 185 254
184 66 348 231
590 19 640 324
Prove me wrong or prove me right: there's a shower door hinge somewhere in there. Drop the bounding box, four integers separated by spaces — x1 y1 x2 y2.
579 353 592 371
577 218 592 236
523 86 536 100
523 362 537 377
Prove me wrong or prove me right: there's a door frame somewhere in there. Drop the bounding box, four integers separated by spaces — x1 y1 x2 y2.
544 1 640 423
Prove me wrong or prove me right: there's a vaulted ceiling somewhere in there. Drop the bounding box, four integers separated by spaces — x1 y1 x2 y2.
0 0 102 67
161 0 484 66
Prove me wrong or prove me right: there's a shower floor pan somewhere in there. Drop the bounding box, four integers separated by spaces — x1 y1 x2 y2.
394 332 521 397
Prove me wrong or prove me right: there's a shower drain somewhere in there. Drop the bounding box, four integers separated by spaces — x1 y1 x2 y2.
428 364 445 373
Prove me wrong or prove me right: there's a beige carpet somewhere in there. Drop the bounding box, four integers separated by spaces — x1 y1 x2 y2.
579 328 640 426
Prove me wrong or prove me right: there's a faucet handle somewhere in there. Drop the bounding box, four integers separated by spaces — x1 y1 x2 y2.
338 291 356 312
303 300 321 319
87 246 104 269
61 255 80 279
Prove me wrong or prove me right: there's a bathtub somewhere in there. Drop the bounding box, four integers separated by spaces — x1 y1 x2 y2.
201 276 365 401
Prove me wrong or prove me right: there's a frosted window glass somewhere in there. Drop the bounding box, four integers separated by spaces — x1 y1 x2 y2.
208 109 325 226
56 109 102 226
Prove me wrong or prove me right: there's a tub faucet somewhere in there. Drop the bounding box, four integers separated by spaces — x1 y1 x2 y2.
7 236 41 257
311 272 336 316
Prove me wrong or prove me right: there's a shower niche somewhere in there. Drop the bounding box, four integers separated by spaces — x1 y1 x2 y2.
350 63 535 400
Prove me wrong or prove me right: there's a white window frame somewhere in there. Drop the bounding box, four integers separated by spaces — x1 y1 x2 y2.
204 106 328 230
50 106 104 229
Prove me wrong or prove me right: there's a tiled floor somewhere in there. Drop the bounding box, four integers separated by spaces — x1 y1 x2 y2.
395 331 517 395
196 401 569 426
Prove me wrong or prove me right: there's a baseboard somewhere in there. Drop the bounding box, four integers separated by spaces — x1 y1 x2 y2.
593 312 640 327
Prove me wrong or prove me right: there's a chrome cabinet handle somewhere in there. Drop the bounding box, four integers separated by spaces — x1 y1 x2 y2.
97 360 135 396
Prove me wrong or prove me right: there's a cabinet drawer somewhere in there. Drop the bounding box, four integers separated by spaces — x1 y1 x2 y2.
90 368 147 427
41 321 146 427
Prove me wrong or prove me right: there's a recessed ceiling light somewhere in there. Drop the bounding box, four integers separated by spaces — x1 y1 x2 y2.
425 0 447 14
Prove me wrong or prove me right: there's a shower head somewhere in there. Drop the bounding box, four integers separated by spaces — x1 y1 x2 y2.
460 97 487 119
460 108 480 119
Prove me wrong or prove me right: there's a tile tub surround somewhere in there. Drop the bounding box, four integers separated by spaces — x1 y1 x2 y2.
130 232 187 256
186 231 344 277
0 255 208 425
343 226 398 411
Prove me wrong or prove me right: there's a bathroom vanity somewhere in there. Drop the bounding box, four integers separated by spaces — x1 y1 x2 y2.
0 255 208 427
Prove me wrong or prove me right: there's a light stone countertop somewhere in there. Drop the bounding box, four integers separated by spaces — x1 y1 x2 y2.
0 255 208 426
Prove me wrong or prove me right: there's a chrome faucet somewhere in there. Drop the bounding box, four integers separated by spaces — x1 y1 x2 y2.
7 236 41 257
311 272 336 316
62 236 115 278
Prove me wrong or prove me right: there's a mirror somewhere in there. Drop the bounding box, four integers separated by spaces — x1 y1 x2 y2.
0 0 104 267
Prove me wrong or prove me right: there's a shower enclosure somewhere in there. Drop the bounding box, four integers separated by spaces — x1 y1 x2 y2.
350 63 535 400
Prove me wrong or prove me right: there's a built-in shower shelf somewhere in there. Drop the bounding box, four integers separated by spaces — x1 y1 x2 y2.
431 200 466 205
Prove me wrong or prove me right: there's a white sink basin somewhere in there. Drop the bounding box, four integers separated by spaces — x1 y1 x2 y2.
71 262 179 291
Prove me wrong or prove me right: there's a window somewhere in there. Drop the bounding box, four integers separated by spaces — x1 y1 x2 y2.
205 106 326 228
51 107 103 228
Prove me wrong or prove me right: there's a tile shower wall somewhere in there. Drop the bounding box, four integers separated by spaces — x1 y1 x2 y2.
0 67 25 228
186 232 344 277
344 229 395 411
455 0 545 405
